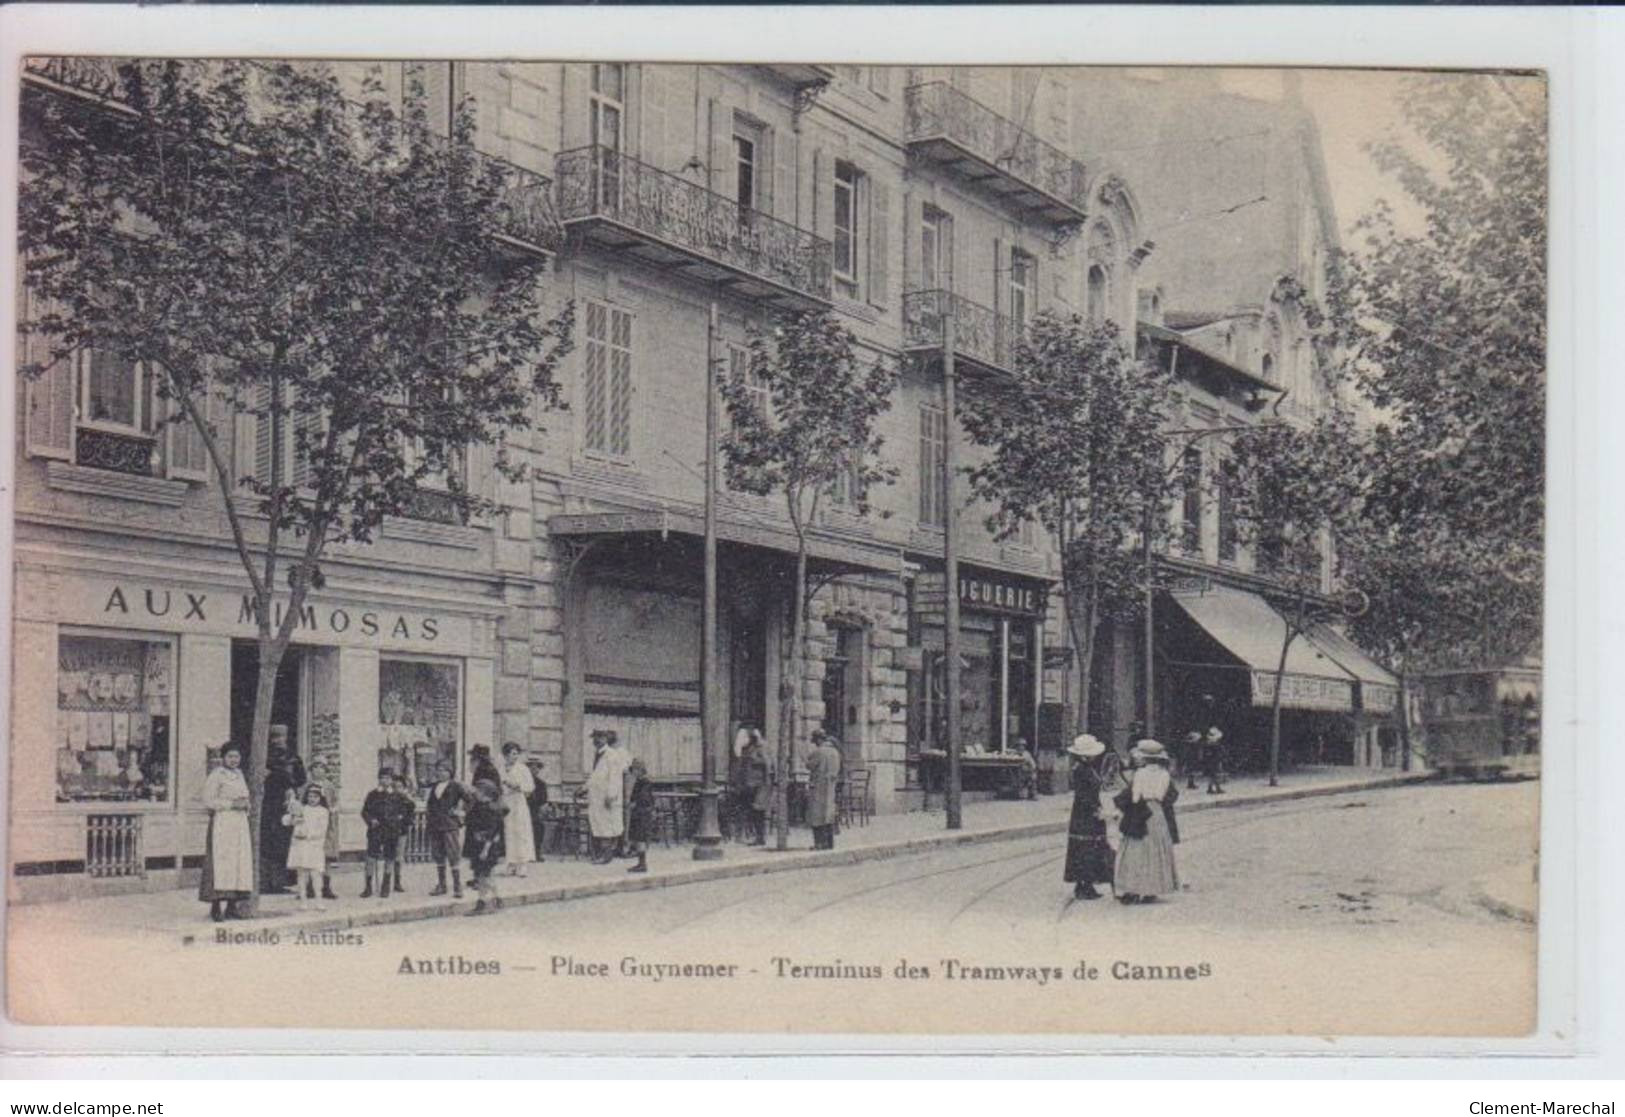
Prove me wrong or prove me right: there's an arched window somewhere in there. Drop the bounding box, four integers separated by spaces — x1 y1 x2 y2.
1086 220 1117 325
1086 265 1109 324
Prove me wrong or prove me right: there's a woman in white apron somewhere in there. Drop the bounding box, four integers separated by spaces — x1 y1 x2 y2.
199 744 254 922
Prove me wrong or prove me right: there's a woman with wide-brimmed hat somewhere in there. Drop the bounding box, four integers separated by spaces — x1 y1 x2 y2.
1112 739 1181 903
1062 734 1115 900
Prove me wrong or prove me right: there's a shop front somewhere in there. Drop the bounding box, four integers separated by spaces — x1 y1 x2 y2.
906 562 1051 793
1156 587 1395 772
10 557 501 902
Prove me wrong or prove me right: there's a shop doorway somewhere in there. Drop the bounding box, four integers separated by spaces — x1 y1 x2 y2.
229 641 306 766
820 626 864 763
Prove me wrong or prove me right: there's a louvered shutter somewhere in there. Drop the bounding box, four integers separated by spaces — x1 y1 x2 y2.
773 124 793 224
166 379 209 481
582 301 608 453
561 63 592 151
708 99 731 199
254 382 276 486
942 210 956 293
641 66 666 170
812 148 832 237
608 307 633 457
22 289 75 461
232 384 256 490
868 180 890 309
901 191 920 296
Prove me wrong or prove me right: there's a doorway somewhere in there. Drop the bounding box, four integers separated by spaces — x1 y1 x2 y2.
230 641 306 766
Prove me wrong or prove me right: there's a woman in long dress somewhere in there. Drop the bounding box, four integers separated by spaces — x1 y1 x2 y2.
199 744 254 922
1113 739 1181 904
1062 734 1114 900
499 742 537 876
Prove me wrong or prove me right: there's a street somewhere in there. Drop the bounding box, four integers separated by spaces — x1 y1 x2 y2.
7 779 1539 1036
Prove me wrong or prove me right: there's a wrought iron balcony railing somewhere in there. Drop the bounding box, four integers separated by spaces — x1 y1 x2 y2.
904 82 1089 226
75 428 159 477
23 57 561 255
901 289 1024 376
555 145 833 307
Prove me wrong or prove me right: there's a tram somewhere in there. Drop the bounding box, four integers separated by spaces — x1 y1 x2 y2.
1416 659 1541 780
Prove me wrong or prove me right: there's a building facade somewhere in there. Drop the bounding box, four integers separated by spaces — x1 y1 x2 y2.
12 59 1394 901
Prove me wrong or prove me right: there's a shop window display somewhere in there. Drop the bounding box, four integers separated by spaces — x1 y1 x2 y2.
56 632 173 803
377 658 460 794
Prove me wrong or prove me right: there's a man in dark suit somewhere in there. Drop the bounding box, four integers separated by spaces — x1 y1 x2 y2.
425 760 470 898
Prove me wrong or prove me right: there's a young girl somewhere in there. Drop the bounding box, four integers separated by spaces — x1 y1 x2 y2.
463 779 508 916
625 757 654 874
284 785 331 911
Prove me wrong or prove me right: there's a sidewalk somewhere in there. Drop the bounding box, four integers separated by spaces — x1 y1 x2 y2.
9 767 1435 945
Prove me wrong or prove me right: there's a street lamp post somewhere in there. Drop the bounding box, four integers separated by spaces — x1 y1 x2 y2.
693 298 724 861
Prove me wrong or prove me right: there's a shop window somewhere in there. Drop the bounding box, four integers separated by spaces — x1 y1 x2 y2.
378 658 461 796
582 300 633 459
55 631 174 804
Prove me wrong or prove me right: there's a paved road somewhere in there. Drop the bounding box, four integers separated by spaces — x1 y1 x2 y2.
380 778 1538 945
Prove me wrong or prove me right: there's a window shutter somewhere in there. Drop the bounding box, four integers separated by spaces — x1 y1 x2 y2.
166 380 210 482
773 124 793 224
232 387 256 490
942 211 956 293
867 179 890 309
562 63 592 151
640 66 666 170
812 148 833 237
708 99 731 198
582 301 608 453
254 382 275 486
609 307 633 457
991 237 1004 320
901 191 920 295
22 290 75 461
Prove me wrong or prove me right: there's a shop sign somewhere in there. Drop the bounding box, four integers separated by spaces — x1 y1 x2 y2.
958 570 1047 618
1362 683 1399 714
1250 671 1354 712
43 575 471 652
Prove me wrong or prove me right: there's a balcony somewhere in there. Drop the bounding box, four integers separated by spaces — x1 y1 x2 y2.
555 145 833 309
904 82 1088 227
22 57 561 256
754 64 838 89
901 289 1023 378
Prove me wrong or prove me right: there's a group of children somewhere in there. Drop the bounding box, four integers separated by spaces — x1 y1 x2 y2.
280 760 513 916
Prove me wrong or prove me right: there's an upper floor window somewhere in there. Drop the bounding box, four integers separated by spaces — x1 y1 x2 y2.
919 403 946 527
833 161 861 290
733 127 759 212
1009 248 1035 332
81 351 148 435
583 300 633 459
728 342 769 422
590 64 624 152
829 450 864 509
921 205 953 292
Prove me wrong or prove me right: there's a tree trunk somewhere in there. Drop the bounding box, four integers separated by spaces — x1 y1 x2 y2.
1067 583 1098 739
1396 668 1413 772
243 628 286 914
776 542 810 851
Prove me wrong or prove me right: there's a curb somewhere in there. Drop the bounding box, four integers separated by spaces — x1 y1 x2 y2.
1471 873 1538 926
182 770 1437 944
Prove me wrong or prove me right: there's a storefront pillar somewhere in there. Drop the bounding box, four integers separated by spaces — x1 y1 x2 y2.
176 634 230 808
335 646 379 852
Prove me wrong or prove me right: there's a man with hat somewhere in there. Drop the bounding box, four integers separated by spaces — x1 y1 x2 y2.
1202 726 1226 794
1062 734 1114 901
584 729 629 864
1181 731 1203 791
805 729 842 851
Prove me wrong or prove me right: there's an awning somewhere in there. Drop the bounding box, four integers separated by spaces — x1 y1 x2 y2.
548 508 903 576
1307 625 1400 714
1168 588 1356 713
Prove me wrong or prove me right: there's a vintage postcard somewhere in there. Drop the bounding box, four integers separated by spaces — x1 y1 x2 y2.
5 47 1547 1040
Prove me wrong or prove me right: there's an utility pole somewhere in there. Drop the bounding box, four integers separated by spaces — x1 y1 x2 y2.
1142 501 1156 740
943 311 963 831
693 298 724 861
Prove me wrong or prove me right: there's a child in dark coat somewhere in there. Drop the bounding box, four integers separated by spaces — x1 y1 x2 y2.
463 779 508 916
361 771 412 899
625 758 655 874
